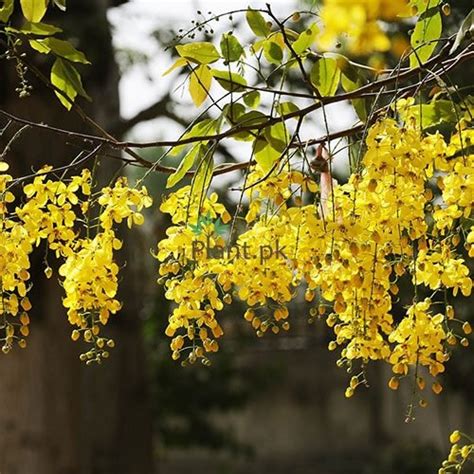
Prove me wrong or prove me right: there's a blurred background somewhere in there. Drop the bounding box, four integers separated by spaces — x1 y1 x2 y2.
0 1 472 473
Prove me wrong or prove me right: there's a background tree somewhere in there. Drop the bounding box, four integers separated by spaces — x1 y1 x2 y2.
0 1 153 473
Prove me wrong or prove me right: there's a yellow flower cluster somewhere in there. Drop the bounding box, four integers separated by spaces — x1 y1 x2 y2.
318 0 412 55
439 430 474 473
157 173 319 363
61 177 152 363
60 232 122 363
433 125 474 232
98 177 152 230
0 168 32 353
158 101 473 399
0 164 152 362
158 186 231 365
17 168 90 254
388 299 447 378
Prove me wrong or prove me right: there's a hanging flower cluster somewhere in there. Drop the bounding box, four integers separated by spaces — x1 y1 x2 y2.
157 187 231 364
0 168 33 353
440 430 474 473
157 102 473 404
0 165 152 362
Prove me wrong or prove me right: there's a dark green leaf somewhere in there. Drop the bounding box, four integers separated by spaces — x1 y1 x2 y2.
230 108 264 141
263 40 283 65
236 111 268 127
223 103 246 123
220 33 244 62
276 101 300 118
246 8 270 37
243 90 260 108
0 0 14 22
211 69 247 92
263 122 288 153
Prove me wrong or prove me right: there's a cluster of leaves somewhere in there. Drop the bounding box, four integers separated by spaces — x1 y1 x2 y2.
1 0 89 108
156 1 470 198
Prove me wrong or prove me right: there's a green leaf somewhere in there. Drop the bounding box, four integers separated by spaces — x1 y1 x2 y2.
223 103 246 122
162 57 188 76
282 28 299 41
189 64 212 107
20 0 47 23
253 138 280 173
410 0 432 16
8 21 63 35
276 101 300 118
23 23 61 36
52 0 66 10
251 38 265 53
211 69 247 92
340 63 368 122
166 144 201 188
51 57 90 110
184 119 217 139
263 40 283 65
0 0 14 23
30 37 90 64
410 7 442 68
450 9 473 54
29 38 49 54
292 23 319 55
407 99 458 129
192 152 214 202
264 122 288 153
176 42 220 65
310 56 340 97
171 119 217 156
236 110 267 127
220 33 244 62
243 90 260 108
228 108 262 141
50 60 75 110
246 8 270 37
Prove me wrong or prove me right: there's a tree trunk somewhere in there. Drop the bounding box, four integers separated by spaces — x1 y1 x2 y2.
0 2 154 473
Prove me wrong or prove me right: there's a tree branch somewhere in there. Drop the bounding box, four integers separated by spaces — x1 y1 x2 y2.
0 36 471 179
